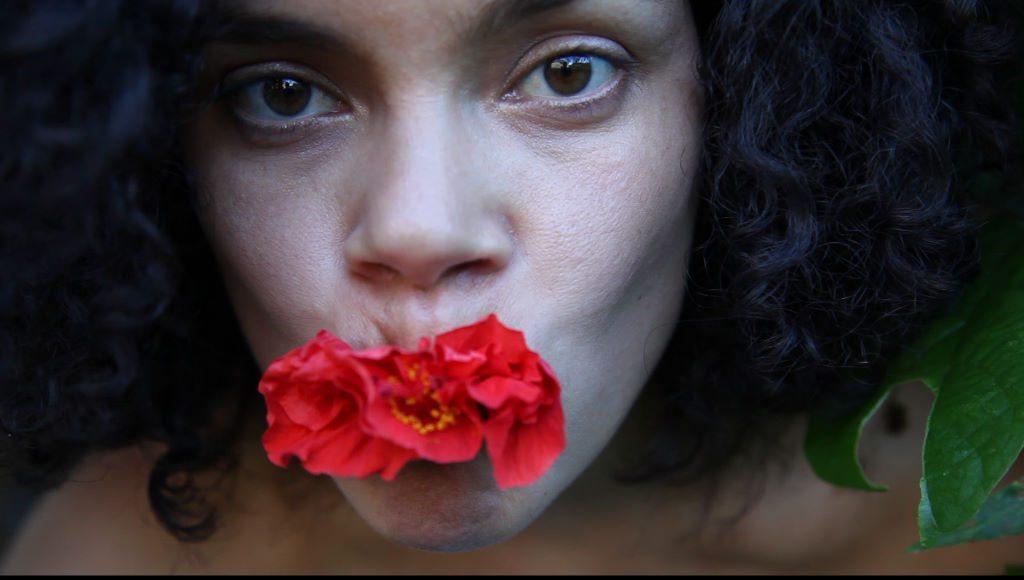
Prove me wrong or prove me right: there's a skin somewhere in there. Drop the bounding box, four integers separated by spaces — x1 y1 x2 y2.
4 0 1024 573
186 0 699 552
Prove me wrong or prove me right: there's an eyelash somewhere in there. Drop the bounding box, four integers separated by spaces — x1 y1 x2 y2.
215 42 636 135
503 41 637 116
215 65 348 136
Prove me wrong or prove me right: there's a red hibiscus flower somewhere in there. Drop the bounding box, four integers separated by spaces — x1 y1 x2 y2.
358 347 485 464
259 331 417 480
433 314 566 489
258 313 566 489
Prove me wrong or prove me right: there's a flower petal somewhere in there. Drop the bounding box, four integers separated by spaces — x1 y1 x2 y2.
437 344 489 380
260 312 566 488
483 402 566 489
276 383 348 431
467 376 542 409
301 419 418 480
435 313 527 355
364 391 484 464
313 329 353 351
262 421 316 468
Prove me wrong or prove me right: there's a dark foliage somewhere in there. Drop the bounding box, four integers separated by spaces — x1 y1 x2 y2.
0 0 1018 541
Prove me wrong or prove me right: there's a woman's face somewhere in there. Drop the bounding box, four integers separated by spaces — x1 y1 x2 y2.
187 0 702 552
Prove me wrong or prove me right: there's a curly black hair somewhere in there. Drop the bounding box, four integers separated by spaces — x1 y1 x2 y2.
632 0 1021 484
1 0 1019 542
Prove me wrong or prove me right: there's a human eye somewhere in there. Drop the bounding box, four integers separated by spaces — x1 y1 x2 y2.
218 63 348 133
502 37 637 122
519 53 617 99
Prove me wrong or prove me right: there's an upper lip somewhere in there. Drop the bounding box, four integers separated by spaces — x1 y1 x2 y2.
372 308 493 351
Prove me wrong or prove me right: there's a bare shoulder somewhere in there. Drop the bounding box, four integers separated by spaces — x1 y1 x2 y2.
0 444 197 574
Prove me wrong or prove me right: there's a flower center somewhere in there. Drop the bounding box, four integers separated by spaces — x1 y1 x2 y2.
387 362 461 435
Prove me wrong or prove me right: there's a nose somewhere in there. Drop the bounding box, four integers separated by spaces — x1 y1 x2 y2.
343 100 512 291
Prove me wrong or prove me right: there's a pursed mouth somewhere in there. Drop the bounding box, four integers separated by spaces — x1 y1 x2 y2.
373 312 504 351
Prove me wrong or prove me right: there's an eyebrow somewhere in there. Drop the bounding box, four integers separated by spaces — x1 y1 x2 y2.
207 0 582 51
467 0 580 42
207 9 350 51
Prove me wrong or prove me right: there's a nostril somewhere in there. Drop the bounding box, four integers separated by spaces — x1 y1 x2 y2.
446 258 496 280
353 258 494 288
352 262 400 282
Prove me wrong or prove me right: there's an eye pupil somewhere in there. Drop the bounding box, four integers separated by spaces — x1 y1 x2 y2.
543 55 592 96
262 78 312 116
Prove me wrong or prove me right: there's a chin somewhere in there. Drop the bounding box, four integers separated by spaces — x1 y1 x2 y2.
332 453 546 552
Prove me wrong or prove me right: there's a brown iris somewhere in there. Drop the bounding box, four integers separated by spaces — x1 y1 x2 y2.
542 55 593 96
262 77 312 116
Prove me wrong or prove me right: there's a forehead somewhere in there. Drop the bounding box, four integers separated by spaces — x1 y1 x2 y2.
213 0 685 57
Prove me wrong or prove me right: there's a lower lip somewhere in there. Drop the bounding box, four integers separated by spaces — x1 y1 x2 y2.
340 453 504 516
389 451 495 488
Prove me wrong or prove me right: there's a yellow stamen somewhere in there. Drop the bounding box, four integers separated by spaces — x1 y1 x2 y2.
387 370 463 435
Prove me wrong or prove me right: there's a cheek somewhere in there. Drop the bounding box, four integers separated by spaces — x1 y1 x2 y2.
507 107 699 400
189 133 363 364
513 133 694 327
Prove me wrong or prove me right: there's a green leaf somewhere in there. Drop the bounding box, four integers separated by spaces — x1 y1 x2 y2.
1005 564 1024 576
915 478 940 549
921 221 1024 535
802 240 994 492
802 272 983 493
805 385 891 491
804 217 1024 545
910 482 1024 551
